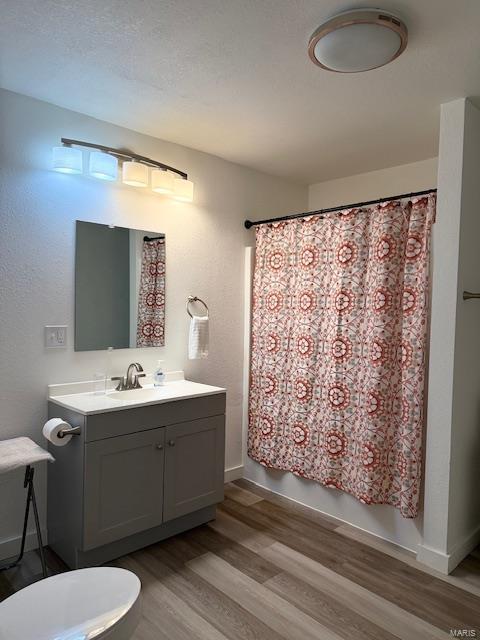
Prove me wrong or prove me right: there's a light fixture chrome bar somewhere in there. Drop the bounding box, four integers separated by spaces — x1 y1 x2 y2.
61 137 188 179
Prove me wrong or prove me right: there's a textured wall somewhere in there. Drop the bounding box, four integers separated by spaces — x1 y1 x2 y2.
308 158 438 210
0 89 307 557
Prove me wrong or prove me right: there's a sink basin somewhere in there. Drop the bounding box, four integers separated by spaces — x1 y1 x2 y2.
107 387 167 402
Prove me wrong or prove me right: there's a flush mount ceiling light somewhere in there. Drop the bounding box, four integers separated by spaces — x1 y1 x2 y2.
52 138 194 200
308 9 408 73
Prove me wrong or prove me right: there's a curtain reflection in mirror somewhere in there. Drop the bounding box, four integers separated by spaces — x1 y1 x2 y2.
136 237 166 347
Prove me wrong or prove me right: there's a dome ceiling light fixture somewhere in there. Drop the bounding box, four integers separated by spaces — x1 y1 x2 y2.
308 8 408 73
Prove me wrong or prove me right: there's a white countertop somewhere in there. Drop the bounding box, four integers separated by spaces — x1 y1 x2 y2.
49 379 226 415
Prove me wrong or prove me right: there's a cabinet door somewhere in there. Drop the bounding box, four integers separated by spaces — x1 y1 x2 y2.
163 416 225 522
83 428 165 549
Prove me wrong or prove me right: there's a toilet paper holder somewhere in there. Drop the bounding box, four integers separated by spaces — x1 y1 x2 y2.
58 425 81 439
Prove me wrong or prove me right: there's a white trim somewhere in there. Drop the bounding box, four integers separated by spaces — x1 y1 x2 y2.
0 528 48 562
447 524 480 572
242 247 254 466
416 544 450 574
417 523 480 574
224 465 244 483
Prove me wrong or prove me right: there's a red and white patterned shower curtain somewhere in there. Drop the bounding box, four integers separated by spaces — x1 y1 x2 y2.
248 195 435 517
136 238 165 347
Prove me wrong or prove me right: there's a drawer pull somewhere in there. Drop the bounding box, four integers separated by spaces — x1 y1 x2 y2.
156 443 164 450
168 440 176 447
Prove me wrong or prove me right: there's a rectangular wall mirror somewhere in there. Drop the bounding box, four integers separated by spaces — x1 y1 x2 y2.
75 221 165 351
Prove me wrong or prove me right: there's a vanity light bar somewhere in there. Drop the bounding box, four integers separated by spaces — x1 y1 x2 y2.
53 138 194 202
60 138 188 178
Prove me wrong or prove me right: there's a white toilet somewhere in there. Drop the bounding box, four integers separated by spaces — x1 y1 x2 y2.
0 567 141 640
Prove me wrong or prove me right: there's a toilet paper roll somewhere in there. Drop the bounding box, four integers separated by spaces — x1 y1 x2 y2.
43 418 73 447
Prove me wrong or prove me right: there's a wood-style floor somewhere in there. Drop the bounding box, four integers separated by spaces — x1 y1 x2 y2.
1 479 480 639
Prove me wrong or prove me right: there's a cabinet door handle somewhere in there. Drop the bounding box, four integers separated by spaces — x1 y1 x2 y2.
168 440 176 447
156 443 164 450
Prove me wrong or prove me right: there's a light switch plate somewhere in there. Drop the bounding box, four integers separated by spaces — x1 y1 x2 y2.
45 325 68 348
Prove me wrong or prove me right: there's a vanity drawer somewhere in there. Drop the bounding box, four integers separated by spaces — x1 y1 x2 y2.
84 393 226 441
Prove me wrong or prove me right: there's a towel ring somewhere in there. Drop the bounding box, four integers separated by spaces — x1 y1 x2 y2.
186 295 209 318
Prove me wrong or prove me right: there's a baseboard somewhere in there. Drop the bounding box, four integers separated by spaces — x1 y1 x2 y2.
416 544 450 574
447 524 480 572
0 528 48 563
224 465 244 483
417 524 480 574
242 475 417 554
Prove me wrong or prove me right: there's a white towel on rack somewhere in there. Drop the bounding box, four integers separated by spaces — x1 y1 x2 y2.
188 315 209 359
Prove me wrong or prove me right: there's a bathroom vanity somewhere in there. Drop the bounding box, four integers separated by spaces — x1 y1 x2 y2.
47 377 226 568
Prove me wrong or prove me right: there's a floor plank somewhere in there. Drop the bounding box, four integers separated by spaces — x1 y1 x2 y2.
134 544 285 640
261 542 450 640
265 570 400 640
252 498 435 585
0 546 67 598
224 482 264 506
240 479 480 599
335 523 480 598
182 524 281 583
234 478 339 529
1 480 480 640
187 551 345 640
219 496 370 573
119 555 229 640
454 555 480 591
341 556 480 634
219 497 480 634
208 508 275 553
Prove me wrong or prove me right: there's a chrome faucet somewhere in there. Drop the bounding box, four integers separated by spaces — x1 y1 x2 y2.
112 362 146 391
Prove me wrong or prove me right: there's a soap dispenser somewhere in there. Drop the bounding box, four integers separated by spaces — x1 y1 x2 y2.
154 360 166 387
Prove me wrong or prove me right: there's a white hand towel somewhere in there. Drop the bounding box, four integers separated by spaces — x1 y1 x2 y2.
189 315 209 359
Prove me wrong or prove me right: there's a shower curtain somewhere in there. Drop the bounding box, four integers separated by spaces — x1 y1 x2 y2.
136 237 165 347
248 194 435 517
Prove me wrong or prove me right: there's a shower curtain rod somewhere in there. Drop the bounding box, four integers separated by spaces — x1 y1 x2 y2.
143 235 165 241
244 188 437 229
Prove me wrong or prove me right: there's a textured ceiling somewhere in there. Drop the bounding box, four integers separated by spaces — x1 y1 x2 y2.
1 0 480 184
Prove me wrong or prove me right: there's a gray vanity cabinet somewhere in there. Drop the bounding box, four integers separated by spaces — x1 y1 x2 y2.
83 427 165 549
163 416 225 521
47 392 226 568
